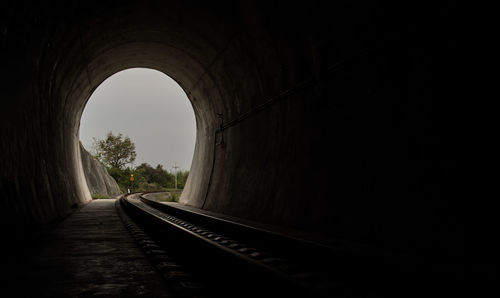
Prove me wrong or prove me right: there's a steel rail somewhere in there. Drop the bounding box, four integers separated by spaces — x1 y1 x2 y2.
120 193 343 298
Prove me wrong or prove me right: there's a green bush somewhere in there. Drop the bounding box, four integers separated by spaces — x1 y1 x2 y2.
106 163 189 192
91 194 109 200
170 192 180 202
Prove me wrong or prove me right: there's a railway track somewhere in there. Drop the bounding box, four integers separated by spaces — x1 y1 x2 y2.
118 192 354 298
118 192 478 297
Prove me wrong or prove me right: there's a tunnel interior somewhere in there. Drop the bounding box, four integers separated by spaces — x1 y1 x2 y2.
0 0 494 282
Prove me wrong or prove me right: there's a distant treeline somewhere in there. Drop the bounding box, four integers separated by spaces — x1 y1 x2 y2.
108 163 189 193
91 132 189 193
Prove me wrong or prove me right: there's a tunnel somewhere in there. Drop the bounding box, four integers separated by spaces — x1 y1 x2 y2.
0 0 495 291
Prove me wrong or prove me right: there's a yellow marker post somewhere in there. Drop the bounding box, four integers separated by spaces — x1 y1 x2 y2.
130 173 135 193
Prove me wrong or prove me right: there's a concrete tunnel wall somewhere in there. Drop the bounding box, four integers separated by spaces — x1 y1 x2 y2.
0 1 493 269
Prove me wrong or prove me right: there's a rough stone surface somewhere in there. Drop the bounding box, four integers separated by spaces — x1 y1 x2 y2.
80 142 121 197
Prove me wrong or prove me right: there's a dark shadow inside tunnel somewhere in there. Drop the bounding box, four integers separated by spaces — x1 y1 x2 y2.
0 2 496 295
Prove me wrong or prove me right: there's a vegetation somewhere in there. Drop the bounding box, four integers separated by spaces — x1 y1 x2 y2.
167 189 183 202
92 132 189 193
93 132 136 169
91 194 109 200
151 190 182 202
136 163 189 191
105 162 189 193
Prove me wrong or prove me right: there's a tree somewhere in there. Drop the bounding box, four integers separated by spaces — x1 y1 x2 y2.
136 163 174 188
93 132 137 169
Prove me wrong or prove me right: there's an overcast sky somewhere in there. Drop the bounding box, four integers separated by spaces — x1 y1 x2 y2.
79 68 196 171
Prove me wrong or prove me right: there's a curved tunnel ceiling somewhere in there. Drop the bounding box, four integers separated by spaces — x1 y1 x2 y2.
2 1 491 268
65 4 275 219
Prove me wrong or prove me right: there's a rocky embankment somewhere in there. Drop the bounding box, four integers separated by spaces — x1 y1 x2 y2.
80 142 121 197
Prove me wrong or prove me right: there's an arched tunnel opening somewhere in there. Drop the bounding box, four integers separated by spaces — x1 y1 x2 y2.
79 67 196 197
0 1 495 296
